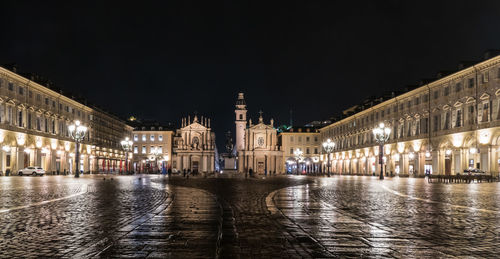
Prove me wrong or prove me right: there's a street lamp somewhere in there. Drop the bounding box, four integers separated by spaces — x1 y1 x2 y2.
322 138 335 177
120 137 133 174
293 148 303 175
68 120 87 178
151 148 162 173
373 122 391 180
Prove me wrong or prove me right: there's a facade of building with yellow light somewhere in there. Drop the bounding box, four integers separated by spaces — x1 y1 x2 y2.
0 66 133 174
278 127 321 174
320 53 500 177
131 124 174 173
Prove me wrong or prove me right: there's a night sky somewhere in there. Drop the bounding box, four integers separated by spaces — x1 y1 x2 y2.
2 1 500 150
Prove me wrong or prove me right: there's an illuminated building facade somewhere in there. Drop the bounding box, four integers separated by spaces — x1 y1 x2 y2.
0 65 132 174
320 52 500 176
173 115 216 173
279 127 321 174
131 123 174 173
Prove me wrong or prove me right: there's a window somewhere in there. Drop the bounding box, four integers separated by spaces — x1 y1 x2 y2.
59 103 62 110
444 112 450 130
306 137 310 142
45 98 49 105
455 83 462 92
239 114 243 120
52 101 56 108
314 136 318 142
314 148 318 154
381 110 385 117
18 87 23 95
28 113 32 129
482 71 489 83
298 136 302 142
444 86 450 96
423 94 429 102
415 97 420 105
306 148 310 154
36 116 41 131
290 148 293 154
36 94 41 101
150 135 155 141
468 78 474 88
133 146 138 154
456 109 462 127
142 146 146 154
480 101 490 123
158 146 163 153
7 107 12 125
468 105 475 125
65 106 69 112
8 83 13 91
158 135 163 141
407 101 411 109
421 118 429 134
433 115 439 132
18 110 23 127
133 135 138 141
45 118 48 132
142 135 146 141
433 90 439 99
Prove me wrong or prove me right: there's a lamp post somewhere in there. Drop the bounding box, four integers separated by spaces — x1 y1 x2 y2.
151 148 162 173
120 137 133 174
322 138 335 177
373 122 391 180
68 120 87 178
293 148 303 175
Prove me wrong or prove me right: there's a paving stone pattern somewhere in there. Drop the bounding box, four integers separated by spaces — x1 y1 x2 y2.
1 174 500 258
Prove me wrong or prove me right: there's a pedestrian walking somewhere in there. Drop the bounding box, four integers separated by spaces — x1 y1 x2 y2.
168 168 172 177
183 169 186 178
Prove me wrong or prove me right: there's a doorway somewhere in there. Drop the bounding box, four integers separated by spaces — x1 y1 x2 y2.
444 158 451 175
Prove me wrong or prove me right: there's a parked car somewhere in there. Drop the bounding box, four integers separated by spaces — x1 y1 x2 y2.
18 167 45 176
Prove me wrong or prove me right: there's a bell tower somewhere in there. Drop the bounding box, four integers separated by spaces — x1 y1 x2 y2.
235 92 247 154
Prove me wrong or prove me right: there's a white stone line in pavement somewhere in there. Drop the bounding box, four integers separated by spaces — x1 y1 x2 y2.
0 186 87 213
381 184 499 214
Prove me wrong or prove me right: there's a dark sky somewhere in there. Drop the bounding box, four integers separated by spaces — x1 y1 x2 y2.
2 1 500 150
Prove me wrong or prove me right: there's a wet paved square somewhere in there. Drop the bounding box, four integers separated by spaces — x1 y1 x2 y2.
0 174 499 258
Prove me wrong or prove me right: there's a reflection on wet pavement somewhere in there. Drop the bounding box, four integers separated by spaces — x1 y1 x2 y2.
270 176 500 257
1 174 500 258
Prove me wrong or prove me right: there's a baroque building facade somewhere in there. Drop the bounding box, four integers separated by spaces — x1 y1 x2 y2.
235 93 283 174
0 66 133 175
172 115 216 173
319 53 500 177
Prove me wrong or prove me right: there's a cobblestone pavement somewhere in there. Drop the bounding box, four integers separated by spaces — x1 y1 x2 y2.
1 174 500 258
269 176 500 258
0 175 223 258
